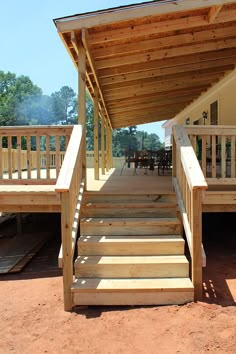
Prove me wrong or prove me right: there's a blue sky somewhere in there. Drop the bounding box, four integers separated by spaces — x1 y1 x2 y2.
1 0 165 141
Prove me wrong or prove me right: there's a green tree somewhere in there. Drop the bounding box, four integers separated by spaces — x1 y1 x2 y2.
0 71 42 126
51 86 77 124
112 126 139 157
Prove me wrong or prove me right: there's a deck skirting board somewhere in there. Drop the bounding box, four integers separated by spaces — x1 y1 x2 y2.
0 185 60 213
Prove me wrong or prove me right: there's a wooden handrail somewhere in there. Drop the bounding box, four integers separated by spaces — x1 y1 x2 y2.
172 125 208 301
0 125 73 135
173 125 208 191
185 125 236 136
55 125 83 192
55 124 84 311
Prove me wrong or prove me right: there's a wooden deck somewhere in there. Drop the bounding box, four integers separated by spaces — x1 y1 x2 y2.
86 168 173 193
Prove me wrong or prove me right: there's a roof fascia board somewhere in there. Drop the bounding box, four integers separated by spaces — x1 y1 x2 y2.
55 0 234 33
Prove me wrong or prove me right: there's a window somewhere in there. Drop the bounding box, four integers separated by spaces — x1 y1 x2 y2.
210 101 218 125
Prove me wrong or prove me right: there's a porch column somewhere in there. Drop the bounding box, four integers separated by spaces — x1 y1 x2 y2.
78 40 87 183
106 122 109 172
109 127 113 169
101 116 106 175
93 85 99 180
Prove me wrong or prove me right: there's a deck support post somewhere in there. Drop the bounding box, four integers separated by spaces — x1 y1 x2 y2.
101 116 106 175
78 39 87 185
109 127 113 169
191 189 203 300
105 122 109 172
93 85 99 180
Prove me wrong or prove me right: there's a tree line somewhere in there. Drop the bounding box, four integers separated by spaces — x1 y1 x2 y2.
0 70 163 154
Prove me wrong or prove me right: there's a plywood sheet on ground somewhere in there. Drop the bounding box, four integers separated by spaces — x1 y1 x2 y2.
0 232 49 274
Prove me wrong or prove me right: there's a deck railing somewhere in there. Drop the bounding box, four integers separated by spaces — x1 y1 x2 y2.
0 126 73 183
55 125 84 311
172 125 208 300
185 125 236 184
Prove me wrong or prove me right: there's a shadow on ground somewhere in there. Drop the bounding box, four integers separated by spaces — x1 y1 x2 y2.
0 213 62 280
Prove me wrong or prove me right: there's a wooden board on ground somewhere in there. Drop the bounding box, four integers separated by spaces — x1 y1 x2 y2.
0 213 15 227
0 232 50 274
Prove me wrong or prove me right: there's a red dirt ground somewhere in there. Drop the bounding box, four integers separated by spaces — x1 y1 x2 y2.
0 213 236 354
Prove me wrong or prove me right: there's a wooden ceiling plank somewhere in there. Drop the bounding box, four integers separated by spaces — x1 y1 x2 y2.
92 25 236 59
56 0 230 33
89 15 206 46
98 48 236 78
95 37 236 69
208 5 223 23
108 97 200 114
107 87 208 107
108 96 204 115
112 106 187 122
89 8 236 46
104 78 220 101
102 68 229 91
100 58 236 85
113 112 179 128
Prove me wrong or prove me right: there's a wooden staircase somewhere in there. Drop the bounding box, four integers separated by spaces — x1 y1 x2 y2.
71 192 194 306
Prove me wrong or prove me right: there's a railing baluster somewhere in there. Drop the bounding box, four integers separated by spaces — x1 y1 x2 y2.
36 135 41 179
56 135 60 177
27 135 31 179
46 135 50 179
17 135 22 179
231 136 235 178
211 135 216 178
201 136 207 177
221 136 226 178
7 136 12 179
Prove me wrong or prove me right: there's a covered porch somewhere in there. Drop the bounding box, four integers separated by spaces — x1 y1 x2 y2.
1 0 236 310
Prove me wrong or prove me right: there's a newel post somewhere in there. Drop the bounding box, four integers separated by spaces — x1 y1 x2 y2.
191 188 203 300
60 191 73 311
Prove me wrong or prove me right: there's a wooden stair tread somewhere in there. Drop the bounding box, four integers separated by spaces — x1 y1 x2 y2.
84 192 176 203
78 235 184 243
83 202 176 209
84 192 176 196
75 255 188 265
81 217 180 225
71 278 194 292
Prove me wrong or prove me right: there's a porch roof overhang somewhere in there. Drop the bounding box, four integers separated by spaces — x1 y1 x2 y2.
54 0 236 130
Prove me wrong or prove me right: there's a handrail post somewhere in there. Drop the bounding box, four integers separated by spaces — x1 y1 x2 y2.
61 191 73 311
191 188 203 300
